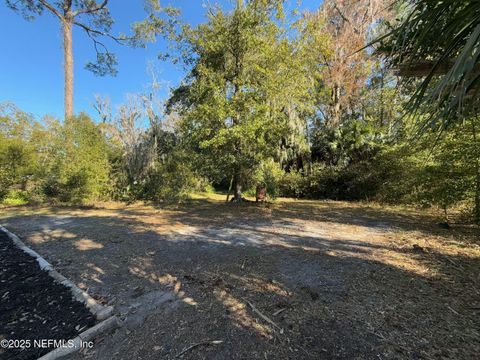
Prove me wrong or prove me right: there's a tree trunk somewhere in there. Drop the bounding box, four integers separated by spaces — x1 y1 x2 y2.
475 165 480 224
380 69 385 127
472 117 480 224
233 167 242 202
226 175 234 202
332 83 341 127
63 17 74 120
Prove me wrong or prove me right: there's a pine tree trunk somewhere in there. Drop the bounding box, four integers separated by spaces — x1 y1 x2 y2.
63 17 74 120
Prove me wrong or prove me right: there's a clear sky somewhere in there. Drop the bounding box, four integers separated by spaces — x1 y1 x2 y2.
0 1 321 122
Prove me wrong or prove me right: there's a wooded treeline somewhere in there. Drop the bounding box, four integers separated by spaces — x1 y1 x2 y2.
1 0 479 222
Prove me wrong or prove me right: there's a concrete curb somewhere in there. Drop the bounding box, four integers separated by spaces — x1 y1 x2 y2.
0 225 113 321
0 226 122 359
37 316 122 360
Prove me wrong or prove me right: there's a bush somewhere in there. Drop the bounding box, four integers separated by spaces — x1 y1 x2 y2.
42 177 62 199
193 177 215 193
374 129 477 218
278 162 381 201
251 159 284 199
142 150 199 203
41 170 96 204
332 162 381 200
279 170 305 198
0 175 8 201
33 114 111 204
1 190 29 206
0 138 37 196
61 170 90 203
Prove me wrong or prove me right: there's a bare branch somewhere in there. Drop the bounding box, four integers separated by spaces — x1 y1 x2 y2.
332 1 349 25
83 26 110 55
93 94 112 123
73 21 131 44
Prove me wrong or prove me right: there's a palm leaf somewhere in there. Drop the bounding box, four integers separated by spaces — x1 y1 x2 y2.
379 0 480 130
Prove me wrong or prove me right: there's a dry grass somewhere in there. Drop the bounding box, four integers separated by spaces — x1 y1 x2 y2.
1 195 479 359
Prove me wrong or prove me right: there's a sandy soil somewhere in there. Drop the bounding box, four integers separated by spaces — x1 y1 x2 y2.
1 197 479 359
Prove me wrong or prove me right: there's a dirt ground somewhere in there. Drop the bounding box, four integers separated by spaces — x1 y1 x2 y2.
1 195 479 359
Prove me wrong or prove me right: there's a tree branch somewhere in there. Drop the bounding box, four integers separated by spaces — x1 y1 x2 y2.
73 0 109 17
83 25 110 54
38 0 63 20
73 21 131 44
81 25 118 76
332 1 349 25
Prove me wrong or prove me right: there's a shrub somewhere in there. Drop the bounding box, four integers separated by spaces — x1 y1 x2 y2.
278 162 382 201
61 170 90 203
42 177 62 199
251 159 284 199
142 150 199 203
279 170 305 198
0 138 37 195
1 189 29 206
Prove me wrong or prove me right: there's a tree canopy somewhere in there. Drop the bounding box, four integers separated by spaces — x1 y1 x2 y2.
2 0 479 223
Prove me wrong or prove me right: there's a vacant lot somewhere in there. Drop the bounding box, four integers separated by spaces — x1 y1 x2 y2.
1 196 479 359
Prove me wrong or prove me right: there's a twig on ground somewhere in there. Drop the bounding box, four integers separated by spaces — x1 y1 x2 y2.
176 340 223 358
241 297 283 333
297 344 313 358
447 305 460 315
272 308 287 316
445 256 464 271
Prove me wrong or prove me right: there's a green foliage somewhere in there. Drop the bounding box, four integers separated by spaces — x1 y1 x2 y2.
0 105 38 201
278 162 381 201
379 1 480 128
0 138 36 191
375 0 480 221
2 1 480 221
251 159 284 199
311 119 380 166
48 114 110 203
0 107 110 205
376 119 479 217
168 1 313 196
279 170 305 199
371 144 420 204
1 190 30 206
105 143 131 201
143 159 196 203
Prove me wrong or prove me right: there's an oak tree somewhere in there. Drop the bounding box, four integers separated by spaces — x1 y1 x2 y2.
167 0 311 201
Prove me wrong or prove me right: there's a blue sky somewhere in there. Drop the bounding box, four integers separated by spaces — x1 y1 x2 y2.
0 1 321 122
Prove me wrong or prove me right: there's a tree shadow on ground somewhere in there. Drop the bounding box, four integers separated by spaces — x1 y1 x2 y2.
166 199 479 241
0 201 479 359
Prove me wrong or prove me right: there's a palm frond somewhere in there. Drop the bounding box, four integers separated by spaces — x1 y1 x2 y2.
380 0 480 129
